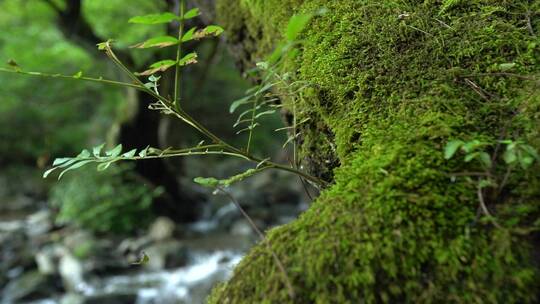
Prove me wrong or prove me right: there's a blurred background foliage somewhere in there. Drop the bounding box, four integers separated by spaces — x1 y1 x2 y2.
0 0 284 231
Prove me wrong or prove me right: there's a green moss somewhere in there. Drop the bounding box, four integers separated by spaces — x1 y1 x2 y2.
212 0 540 302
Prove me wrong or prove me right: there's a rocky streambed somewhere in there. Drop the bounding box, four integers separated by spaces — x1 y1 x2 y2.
0 168 310 304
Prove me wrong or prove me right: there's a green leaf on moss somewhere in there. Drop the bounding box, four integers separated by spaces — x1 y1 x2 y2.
286 13 313 41
444 140 463 159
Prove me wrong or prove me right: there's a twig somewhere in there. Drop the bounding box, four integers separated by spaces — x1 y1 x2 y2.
462 73 540 83
216 187 296 300
446 171 492 177
525 10 535 36
497 166 512 196
173 0 186 110
0 68 142 90
476 184 503 229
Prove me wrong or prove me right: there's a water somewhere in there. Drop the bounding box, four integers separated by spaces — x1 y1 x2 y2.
27 251 242 304
85 251 242 304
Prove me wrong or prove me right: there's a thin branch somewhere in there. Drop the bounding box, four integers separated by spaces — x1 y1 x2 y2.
174 0 186 109
525 10 535 36
462 73 540 83
216 187 296 300
477 184 503 229
0 68 142 90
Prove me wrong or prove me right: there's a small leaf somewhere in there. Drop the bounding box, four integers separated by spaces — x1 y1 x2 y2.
286 13 313 41
521 144 540 161
498 63 516 71
97 40 113 51
139 146 150 157
53 158 72 166
106 144 123 157
144 82 156 89
78 149 91 158
255 110 276 119
229 96 251 113
183 8 200 19
256 62 269 70
193 177 220 187
137 60 177 76
181 27 197 42
148 75 161 82
58 160 95 180
43 167 59 179
518 152 534 170
122 149 137 158
478 152 492 168
462 140 483 153
93 143 105 157
7 59 20 69
503 148 517 164
464 152 477 162
193 25 224 39
444 140 463 159
73 71 83 79
130 36 179 49
178 52 198 66
97 162 113 171
128 13 178 25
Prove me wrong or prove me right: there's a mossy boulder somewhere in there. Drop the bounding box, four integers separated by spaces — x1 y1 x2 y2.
210 1 540 303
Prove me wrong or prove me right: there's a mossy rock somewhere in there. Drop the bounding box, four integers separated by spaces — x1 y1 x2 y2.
211 0 540 303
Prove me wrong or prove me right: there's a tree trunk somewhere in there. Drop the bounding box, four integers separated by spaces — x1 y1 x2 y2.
209 1 540 302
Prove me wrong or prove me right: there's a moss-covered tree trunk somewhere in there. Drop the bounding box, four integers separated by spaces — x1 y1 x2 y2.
209 1 540 303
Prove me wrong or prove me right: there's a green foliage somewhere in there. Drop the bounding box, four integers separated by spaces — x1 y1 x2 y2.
0 0 122 162
445 139 540 170
15 1 323 188
50 164 160 234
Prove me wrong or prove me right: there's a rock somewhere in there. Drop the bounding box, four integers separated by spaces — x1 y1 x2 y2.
83 293 138 304
63 230 94 254
0 220 25 233
60 292 138 304
59 251 84 291
143 240 188 270
1 270 59 303
148 217 176 241
26 209 53 236
0 228 34 287
229 220 253 236
0 195 35 212
35 245 61 275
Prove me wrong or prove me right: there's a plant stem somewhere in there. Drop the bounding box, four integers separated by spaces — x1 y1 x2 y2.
0 68 142 89
246 97 257 154
216 187 295 300
173 0 185 110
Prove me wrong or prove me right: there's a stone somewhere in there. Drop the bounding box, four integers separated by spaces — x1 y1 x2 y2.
26 209 53 236
143 240 188 270
35 245 61 275
59 250 84 291
229 220 253 236
148 217 176 241
1 270 58 303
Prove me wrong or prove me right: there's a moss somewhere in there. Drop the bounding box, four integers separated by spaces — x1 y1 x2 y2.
212 0 540 302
